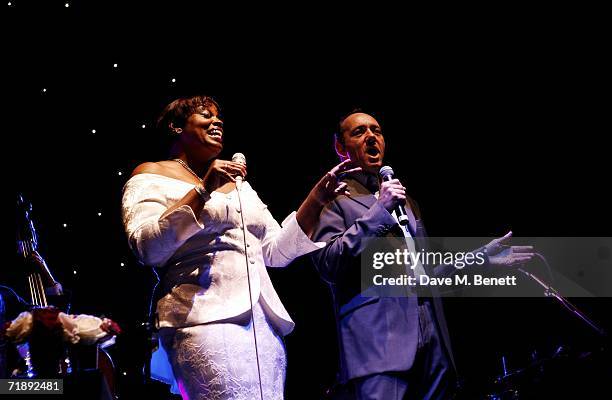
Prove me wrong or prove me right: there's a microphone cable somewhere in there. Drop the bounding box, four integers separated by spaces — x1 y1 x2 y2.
235 182 265 400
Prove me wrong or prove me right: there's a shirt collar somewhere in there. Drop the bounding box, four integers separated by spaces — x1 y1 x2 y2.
349 171 380 194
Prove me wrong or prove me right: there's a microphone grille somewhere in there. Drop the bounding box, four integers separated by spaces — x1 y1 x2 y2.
379 165 394 179
232 152 246 165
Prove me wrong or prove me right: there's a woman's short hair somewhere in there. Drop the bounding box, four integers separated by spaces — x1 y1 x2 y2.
157 95 220 135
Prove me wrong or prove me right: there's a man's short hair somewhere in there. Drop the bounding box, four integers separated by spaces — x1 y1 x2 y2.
334 108 382 146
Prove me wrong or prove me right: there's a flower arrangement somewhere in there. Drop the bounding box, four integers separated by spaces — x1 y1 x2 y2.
2 306 121 345
2 306 121 377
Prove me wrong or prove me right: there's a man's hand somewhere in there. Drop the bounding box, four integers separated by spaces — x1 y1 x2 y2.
377 179 406 212
485 231 535 267
27 250 59 288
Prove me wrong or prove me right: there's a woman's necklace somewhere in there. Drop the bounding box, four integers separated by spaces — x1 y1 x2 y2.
172 158 203 183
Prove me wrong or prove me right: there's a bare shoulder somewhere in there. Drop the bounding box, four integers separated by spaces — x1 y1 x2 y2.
130 162 166 177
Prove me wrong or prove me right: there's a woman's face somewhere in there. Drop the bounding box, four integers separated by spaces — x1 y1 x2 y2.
181 104 224 158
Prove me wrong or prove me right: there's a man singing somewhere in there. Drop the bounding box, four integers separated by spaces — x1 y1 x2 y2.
310 110 534 399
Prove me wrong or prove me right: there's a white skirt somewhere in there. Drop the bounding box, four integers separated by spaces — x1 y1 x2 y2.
155 300 287 400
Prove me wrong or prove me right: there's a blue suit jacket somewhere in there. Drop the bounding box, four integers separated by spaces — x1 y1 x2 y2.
311 175 464 383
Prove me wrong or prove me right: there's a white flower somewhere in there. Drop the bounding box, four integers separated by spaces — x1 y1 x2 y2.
4 309 117 346
57 313 80 344
58 313 109 345
5 311 33 343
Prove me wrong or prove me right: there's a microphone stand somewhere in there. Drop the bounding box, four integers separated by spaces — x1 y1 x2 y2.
488 260 607 396
517 260 607 338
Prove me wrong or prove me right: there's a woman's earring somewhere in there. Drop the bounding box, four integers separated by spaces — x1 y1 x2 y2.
174 128 182 135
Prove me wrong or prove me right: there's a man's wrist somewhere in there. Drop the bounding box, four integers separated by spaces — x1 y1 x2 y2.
370 201 397 227
375 200 395 217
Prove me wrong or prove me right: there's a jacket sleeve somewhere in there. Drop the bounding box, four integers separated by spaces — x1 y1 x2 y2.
310 199 397 283
258 197 325 268
121 177 204 267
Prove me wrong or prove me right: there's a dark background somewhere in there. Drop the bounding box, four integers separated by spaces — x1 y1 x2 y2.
6 1 611 398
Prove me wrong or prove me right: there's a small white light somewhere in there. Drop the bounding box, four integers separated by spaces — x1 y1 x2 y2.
120 262 125 267
65 2 69 8
8 2 12 6
118 171 123 176
91 129 96 134
113 63 118 68
98 212 102 216
123 372 127 376
171 78 176 83
73 270 77 275
63 223 67 228
42 88 47 93
141 124 146 129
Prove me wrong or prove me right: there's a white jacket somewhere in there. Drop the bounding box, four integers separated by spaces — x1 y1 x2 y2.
121 173 323 335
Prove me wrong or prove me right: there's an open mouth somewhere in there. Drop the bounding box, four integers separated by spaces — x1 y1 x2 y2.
209 128 223 142
365 146 380 157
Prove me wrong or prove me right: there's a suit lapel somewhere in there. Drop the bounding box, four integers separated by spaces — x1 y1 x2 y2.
344 177 377 210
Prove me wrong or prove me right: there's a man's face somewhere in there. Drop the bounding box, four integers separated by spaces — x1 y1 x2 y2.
338 113 385 173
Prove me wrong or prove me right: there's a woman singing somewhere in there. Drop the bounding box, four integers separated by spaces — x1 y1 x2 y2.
121 95 359 399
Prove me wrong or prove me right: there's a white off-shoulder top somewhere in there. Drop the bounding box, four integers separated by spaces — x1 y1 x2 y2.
121 173 324 335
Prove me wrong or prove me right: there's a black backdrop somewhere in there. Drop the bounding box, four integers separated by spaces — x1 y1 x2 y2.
7 2 611 399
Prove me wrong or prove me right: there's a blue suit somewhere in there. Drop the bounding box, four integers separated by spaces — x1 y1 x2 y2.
311 173 475 399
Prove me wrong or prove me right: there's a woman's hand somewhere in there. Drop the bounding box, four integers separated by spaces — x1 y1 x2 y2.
309 160 362 206
295 160 361 238
202 159 247 191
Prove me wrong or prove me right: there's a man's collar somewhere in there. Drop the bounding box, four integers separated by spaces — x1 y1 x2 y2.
348 171 380 194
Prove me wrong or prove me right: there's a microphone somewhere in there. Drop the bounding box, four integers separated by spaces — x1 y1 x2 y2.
232 153 246 190
379 166 409 227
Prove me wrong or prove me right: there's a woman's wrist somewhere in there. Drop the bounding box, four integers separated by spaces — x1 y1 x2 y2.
194 183 211 202
296 192 327 238
308 187 328 208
